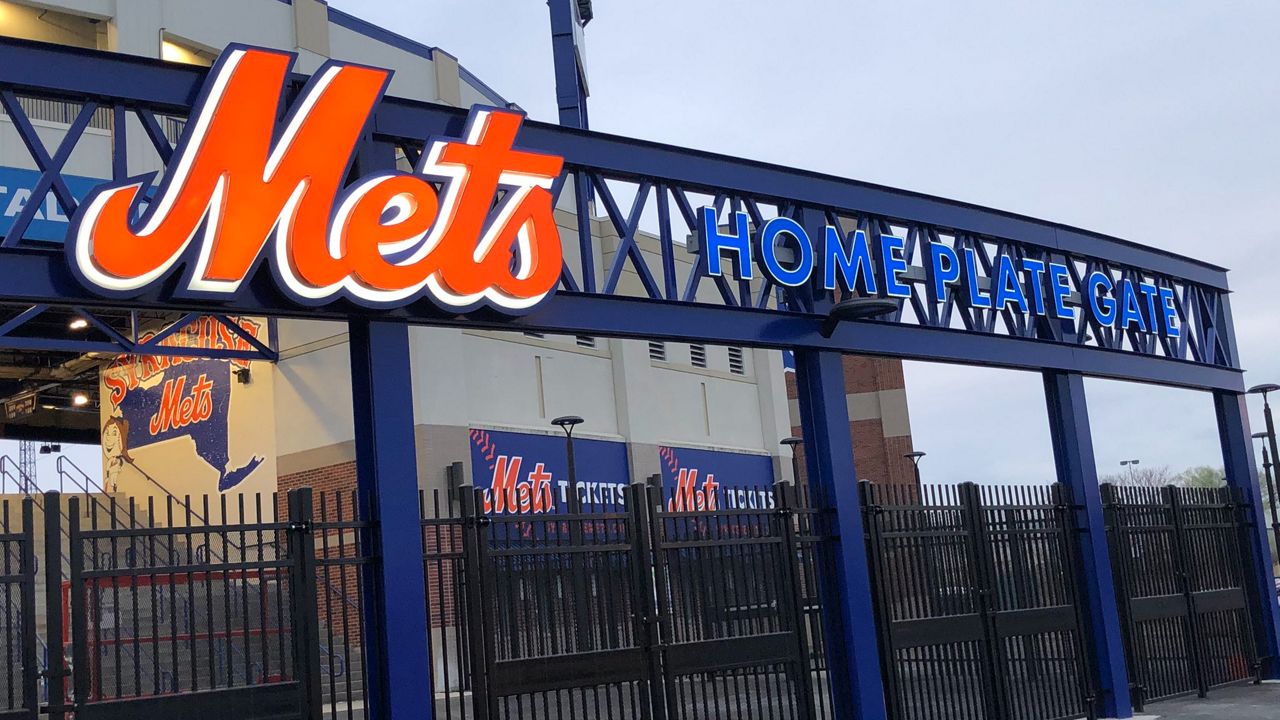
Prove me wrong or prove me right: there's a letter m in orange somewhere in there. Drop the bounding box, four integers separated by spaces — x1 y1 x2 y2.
69 46 389 297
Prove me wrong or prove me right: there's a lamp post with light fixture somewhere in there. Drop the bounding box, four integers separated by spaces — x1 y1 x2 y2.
552 414 592 652
1253 431 1280 558
781 435 804 486
1249 384 1280 562
1120 458 1141 485
904 451 926 486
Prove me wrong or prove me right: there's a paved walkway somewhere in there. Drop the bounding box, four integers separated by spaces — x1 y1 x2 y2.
1140 682 1280 719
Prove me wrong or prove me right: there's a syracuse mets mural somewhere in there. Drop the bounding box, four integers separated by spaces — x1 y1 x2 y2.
100 316 269 493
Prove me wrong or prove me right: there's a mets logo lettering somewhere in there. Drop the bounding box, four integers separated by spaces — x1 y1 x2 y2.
67 45 564 312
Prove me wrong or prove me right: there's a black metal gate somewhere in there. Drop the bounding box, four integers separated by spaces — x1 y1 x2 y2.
1103 484 1259 709
0 498 36 720
862 482 1095 720
460 481 821 720
46 490 321 720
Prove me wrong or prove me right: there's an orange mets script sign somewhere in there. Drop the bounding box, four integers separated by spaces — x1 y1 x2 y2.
67 45 564 312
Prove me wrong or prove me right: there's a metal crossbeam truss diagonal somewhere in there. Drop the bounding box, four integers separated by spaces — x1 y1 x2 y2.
0 37 1242 390
0 305 275 362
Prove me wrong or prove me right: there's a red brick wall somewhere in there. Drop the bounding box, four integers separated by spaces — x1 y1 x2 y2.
786 355 918 487
278 461 358 499
278 461 462 633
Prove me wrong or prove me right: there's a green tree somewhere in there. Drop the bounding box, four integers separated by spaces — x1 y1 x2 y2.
1099 464 1174 488
1174 465 1227 488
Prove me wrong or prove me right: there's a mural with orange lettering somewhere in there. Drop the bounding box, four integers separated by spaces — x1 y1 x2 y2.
99 317 276 497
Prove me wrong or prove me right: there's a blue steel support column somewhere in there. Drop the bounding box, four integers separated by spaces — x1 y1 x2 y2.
350 320 433 720
548 0 589 129
1043 371 1132 718
792 349 887 720
1214 390 1280 678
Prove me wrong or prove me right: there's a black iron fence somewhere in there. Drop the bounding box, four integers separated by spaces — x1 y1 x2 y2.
1102 484 1259 709
1 476 1270 720
60 492 304 720
456 480 828 720
0 498 36 720
861 482 1095 720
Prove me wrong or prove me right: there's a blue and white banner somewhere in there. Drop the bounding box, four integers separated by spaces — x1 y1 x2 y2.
469 428 631 514
657 445 777 511
0 167 104 242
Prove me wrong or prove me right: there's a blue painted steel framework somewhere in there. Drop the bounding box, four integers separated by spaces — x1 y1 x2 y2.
548 0 590 129
0 37 1272 720
0 304 277 361
1044 372 1133 717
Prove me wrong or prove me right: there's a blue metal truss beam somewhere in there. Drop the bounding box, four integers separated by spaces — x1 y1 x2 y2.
0 303 276 362
0 37 1240 391
0 250 1241 390
0 36 1226 291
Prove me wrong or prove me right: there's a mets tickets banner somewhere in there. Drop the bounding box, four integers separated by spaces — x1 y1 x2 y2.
469 428 630 514
658 445 777 511
100 317 274 496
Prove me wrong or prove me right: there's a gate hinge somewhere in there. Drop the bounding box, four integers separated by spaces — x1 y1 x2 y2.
774 508 794 517
288 520 312 533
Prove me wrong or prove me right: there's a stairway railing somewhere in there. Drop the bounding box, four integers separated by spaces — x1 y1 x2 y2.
55 456 365 691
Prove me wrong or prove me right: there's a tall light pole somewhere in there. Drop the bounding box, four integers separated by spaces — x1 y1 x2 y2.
1248 383 1280 560
781 436 804 483
551 414 591 652
552 415 585 511
1248 384 1280 487
904 451 926 486
1253 431 1280 558
1120 458 1141 484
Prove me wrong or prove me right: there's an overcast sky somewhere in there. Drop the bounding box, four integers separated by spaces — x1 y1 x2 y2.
321 0 1280 486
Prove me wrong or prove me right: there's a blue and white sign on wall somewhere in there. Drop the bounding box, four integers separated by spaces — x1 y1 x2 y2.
0 167 103 242
469 428 631 514
657 445 777 511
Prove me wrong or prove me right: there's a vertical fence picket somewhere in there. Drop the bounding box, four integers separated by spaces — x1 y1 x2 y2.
287 489 322 720
458 486 492 720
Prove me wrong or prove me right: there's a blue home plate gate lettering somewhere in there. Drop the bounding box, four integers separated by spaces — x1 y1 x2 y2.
701 210 1185 339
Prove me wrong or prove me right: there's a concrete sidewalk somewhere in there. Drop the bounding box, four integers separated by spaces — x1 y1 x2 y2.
1140 682 1280 719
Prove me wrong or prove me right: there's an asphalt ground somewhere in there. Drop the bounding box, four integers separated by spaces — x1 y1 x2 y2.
1139 681 1280 719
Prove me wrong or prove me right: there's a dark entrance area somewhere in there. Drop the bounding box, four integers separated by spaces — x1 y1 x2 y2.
861 482 1095 720
1103 484 1260 709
